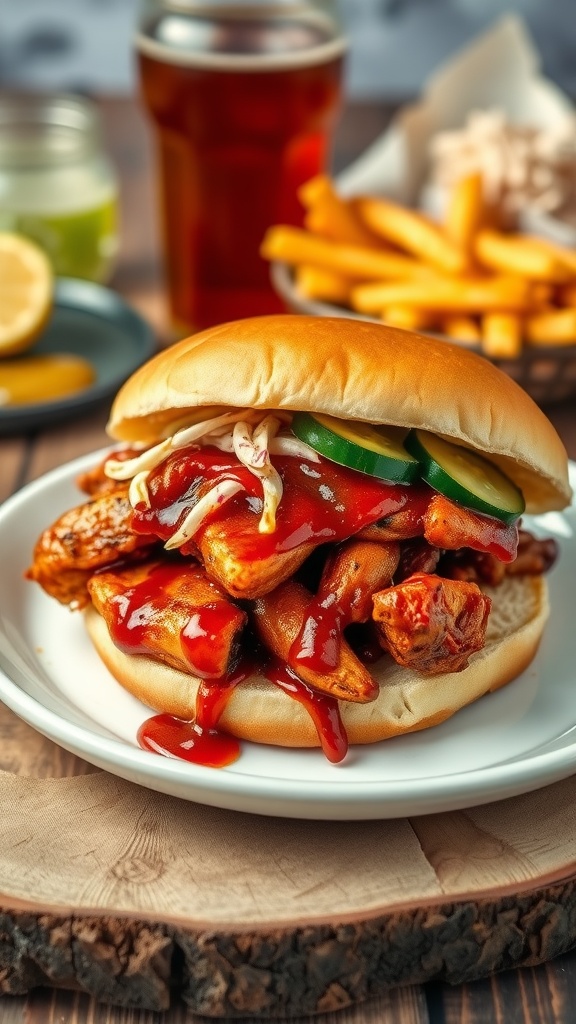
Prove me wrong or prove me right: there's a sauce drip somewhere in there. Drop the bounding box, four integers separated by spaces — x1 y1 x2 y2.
137 659 251 767
180 602 241 679
461 515 518 563
290 593 343 673
265 659 348 763
137 653 349 766
138 713 241 767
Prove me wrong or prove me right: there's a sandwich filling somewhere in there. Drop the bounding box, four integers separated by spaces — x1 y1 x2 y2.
27 408 558 764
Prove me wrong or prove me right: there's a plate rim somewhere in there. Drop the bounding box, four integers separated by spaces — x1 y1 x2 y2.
0 449 575 819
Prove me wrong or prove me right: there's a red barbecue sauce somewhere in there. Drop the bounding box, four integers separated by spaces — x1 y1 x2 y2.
107 562 245 678
130 447 417 557
265 660 348 763
286 512 518 677
138 661 349 766
137 663 248 768
290 594 345 674
121 446 519 766
113 562 350 764
131 446 517 563
138 716 239 767
107 562 244 766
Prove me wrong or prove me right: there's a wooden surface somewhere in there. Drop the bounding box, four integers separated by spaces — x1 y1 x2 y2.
0 96 575 1023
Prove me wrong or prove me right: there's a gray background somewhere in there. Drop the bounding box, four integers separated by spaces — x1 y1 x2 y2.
1 0 576 100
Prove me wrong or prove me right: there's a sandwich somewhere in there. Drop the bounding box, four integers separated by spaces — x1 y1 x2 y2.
26 315 571 765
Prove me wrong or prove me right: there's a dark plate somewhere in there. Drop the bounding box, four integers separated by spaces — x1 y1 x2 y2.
0 278 157 434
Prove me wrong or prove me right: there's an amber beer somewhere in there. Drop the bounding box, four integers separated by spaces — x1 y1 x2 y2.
136 2 345 332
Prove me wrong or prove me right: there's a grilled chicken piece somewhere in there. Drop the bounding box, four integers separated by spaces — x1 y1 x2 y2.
506 530 558 576
26 489 155 609
77 463 122 497
197 510 316 600
396 537 441 581
318 540 401 624
357 486 429 542
77 449 138 496
88 560 247 679
288 540 400 673
372 572 491 676
441 529 557 584
253 579 379 703
439 547 506 586
423 493 517 561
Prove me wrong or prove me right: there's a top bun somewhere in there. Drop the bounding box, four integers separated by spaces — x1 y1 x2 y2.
107 315 571 513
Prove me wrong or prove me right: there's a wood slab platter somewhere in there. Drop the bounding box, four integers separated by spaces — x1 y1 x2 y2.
2 697 576 1018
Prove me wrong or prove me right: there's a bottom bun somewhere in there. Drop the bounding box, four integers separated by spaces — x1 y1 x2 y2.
84 574 549 748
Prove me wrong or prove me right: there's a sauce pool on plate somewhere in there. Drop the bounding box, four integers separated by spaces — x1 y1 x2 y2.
0 353 96 406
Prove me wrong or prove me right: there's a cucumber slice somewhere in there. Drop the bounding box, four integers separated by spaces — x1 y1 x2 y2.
291 412 420 483
405 429 525 524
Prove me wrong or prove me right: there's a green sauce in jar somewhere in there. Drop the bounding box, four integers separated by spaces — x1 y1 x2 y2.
0 94 119 283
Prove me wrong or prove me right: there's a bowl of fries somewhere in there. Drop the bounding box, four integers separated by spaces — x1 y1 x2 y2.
261 174 576 405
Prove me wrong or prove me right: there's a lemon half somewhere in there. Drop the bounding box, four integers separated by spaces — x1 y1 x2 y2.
0 233 53 356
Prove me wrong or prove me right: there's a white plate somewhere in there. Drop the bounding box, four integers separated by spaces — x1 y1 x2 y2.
0 451 574 821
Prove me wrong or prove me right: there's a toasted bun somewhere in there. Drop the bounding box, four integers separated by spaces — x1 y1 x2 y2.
85 574 548 749
107 315 571 513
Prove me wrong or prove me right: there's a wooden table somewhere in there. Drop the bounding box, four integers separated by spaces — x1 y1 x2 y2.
1 96 575 1024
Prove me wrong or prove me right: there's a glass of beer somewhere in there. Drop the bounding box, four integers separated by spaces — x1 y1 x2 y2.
135 0 346 334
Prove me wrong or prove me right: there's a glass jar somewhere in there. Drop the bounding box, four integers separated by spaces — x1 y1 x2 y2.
0 93 119 283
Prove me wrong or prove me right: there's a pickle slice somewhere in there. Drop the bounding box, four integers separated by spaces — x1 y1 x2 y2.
405 429 525 523
291 412 420 483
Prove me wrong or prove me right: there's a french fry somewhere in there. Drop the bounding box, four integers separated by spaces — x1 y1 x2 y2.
295 265 351 306
305 203 381 249
481 313 523 359
444 173 484 255
260 225 436 282
552 247 576 276
260 172 576 364
525 308 576 346
298 175 334 208
355 196 469 274
475 229 570 282
441 315 481 345
350 276 531 316
299 175 381 248
530 282 554 309
529 236 576 277
380 305 434 331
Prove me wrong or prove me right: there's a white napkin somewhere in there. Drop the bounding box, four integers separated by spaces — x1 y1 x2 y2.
337 13 575 228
